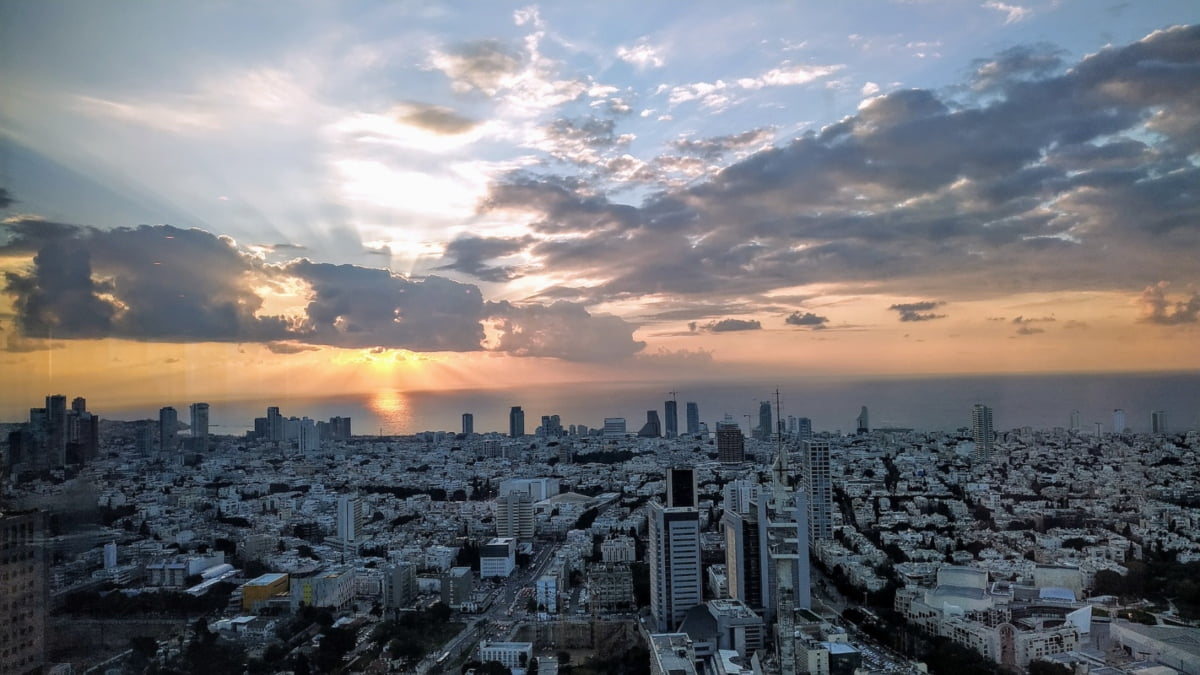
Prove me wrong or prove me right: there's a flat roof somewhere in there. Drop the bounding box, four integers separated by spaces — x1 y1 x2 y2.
246 572 288 586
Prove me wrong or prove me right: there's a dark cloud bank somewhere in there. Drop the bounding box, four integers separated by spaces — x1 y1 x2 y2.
468 26 1200 314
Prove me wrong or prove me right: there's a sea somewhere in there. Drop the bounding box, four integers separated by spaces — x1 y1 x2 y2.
88 371 1200 438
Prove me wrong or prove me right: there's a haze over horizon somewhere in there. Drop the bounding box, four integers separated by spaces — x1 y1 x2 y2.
2 2 1199 411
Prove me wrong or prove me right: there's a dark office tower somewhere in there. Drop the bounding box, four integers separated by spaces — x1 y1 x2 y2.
159 407 178 454
267 406 283 442
664 400 678 439
638 410 662 438
190 402 210 453
797 417 813 441
716 421 745 463
540 414 563 437
723 504 767 612
135 421 155 456
757 401 773 441
330 416 351 439
45 394 67 468
667 466 697 508
509 406 525 438
71 397 86 414
971 403 993 466
462 413 474 436
253 417 269 439
685 402 700 436
856 406 869 435
0 509 47 675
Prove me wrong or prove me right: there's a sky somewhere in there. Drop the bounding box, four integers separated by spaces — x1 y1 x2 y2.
1 1 1198 415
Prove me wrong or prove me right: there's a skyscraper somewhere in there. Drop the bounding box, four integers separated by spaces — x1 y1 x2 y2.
685 402 700 436
801 440 833 544
796 417 812 441
638 410 662 438
299 417 320 453
667 467 698 508
1152 410 1168 434
972 404 994 466
45 394 67 467
1112 408 1126 434
757 401 773 441
648 502 701 632
716 421 745 463
462 413 474 436
337 496 363 544
723 504 767 612
603 418 626 438
267 406 283 442
509 406 525 438
190 402 209 453
159 406 178 454
856 406 869 435
1069 409 1081 432
664 399 678 439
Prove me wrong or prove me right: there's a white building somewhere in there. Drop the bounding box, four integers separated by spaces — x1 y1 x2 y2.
802 440 833 543
536 574 558 613
477 641 533 670
649 502 701 632
480 537 517 578
496 491 535 539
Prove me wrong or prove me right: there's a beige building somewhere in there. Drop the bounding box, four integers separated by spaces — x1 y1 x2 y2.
0 510 46 675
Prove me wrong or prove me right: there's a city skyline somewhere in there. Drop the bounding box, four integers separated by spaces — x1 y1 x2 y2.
2 3 1199 413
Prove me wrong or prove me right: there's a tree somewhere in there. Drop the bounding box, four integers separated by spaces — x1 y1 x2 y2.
557 651 571 665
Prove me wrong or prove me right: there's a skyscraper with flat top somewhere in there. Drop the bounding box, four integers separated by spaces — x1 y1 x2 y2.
664 400 678 439
802 440 833 544
685 402 700 435
1 509 47 675
1152 410 1168 434
972 404 993 466
757 401 773 441
648 502 701 632
1112 408 1125 434
462 413 474 436
509 406 525 438
159 406 178 454
190 402 209 452
716 421 745 463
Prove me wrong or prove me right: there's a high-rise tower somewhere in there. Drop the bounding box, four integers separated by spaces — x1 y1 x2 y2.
757 401 773 441
856 406 869 435
648 501 701 632
1152 410 1168 434
190 402 209 453
685 402 700 436
159 407 178 454
972 404 994 466
509 406 525 438
716 421 745 463
664 399 678 439
1112 408 1126 434
801 439 833 544
462 413 474 436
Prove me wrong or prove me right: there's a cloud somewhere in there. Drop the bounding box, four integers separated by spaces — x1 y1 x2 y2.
1011 315 1055 324
889 301 946 322
785 311 829 329
982 1 1031 24
861 81 880 97
0 220 644 362
617 42 665 69
485 300 645 361
428 40 524 96
265 341 321 354
394 102 479 135
437 235 531 282
670 128 775 159
737 63 844 90
1014 325 1044 335
1138 282 1200 325
695 318 763 332
0 188 13 210
634 347 714 367
971 43 1065 92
